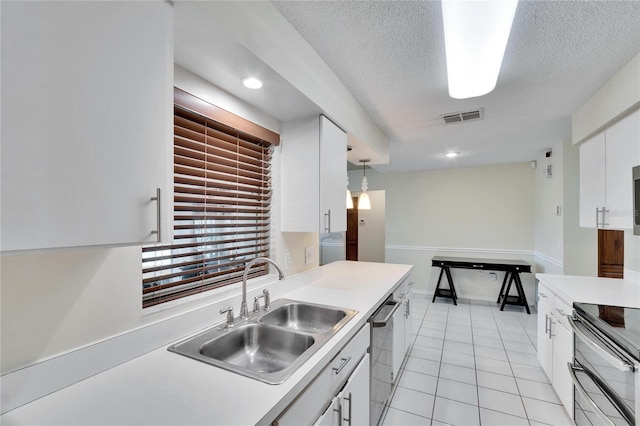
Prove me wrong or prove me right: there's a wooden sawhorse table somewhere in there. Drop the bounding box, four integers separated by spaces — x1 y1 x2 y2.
431 256 532 313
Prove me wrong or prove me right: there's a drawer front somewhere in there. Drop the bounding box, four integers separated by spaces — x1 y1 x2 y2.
329 323 370 390
553 296 572 329
275 323 370 426
538 283 555 309
395 275 413 300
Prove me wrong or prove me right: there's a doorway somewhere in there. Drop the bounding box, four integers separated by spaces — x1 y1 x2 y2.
346 196 358 260
598 229 624 278
346 190 386 263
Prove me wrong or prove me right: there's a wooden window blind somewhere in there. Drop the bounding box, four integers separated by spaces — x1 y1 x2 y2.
142 89 277 308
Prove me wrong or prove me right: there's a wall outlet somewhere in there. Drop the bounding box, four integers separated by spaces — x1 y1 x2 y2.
304 247 313 265
284 252 291 270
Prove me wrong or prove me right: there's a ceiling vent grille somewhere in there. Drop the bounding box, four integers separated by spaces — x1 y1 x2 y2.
441 108 484 125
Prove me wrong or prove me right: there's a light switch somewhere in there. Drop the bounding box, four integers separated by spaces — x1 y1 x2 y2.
304 247 313 265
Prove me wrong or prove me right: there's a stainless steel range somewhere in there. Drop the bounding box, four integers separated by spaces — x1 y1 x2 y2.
570 303 640 425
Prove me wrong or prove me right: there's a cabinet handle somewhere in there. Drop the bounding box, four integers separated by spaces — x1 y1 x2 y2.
555 308 566 316
333 401 342 424
324 209 331 233
544 314 550 335
539 292 547 299
150 188 161 242
342 392 352 426
549 317 555 339
405 298 410 319
332 356 352 375
596 206 610 228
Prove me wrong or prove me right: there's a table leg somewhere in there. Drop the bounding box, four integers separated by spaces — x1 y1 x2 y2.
513 273 531 314
432 268 445 303
497 271 510 303
499 273 516 311
444 267 457 306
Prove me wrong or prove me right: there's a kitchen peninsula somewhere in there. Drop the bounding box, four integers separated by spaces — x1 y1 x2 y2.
0 261 412 426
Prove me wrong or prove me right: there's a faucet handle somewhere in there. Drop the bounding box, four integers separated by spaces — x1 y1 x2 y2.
253 296 261 313
263 289 270 310
220 307 234 328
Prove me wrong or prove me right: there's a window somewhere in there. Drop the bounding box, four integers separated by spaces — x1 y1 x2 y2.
142 88 279 308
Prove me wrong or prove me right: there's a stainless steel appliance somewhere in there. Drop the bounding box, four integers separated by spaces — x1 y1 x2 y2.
569 303 640 425
633 165 640 236
369 298 400 425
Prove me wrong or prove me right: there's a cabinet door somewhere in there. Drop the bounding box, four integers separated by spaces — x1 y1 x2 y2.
552 322 574 419
1 1 173 251
536 302 553 381
314 397 341 426
280 116 321 232
579 132 606 228
404 294 413 355
392 304 405 383
338 354 370 426
605 109 640 229
319 116 347 233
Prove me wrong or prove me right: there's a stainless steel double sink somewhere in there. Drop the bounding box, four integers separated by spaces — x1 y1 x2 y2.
168 299 357 384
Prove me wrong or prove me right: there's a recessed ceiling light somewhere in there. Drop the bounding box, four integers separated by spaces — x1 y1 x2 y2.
242 77 263 89
445 152 459 158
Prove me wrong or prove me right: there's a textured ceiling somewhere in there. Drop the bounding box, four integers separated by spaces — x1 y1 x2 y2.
272 0 640 172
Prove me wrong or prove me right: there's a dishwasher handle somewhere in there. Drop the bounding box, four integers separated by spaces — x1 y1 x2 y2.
371 301 400 327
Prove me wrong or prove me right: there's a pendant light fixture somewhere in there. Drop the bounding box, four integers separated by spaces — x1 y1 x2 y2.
358 159 371 210
346 176 354 209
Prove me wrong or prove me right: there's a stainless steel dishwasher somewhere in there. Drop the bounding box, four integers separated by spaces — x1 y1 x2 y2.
369 297 400 426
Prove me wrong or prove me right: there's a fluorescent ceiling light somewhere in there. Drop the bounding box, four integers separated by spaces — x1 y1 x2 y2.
442 0 518 99
445 152 459 158
242 77 263 89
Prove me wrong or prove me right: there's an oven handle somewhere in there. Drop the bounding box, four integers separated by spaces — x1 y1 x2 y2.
567 362 616 426
568 315 634 372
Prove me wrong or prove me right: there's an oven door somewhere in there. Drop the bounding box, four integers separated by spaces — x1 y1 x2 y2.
569 314 637 425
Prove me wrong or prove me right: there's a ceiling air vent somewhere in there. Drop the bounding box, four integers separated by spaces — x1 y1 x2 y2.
441 108 484 125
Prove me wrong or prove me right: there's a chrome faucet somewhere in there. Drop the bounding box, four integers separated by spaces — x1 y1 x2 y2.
240 257 285 318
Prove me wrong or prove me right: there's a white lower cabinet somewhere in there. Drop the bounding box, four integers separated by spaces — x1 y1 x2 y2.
536 283 574 419
392 276 414 383
315 354 370 426
391 304 405 383
275 324 370 426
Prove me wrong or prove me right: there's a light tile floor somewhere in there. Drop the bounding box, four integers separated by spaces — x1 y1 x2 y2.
381 294 575 426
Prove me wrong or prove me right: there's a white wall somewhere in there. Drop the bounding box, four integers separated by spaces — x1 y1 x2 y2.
355 190 386 263
0 69 317 374
572 53 640 144
534 142 564 274
562 138 599 276
351 162 536 304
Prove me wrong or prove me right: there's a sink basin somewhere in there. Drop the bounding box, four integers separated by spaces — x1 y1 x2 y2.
259 301 350 333
200 324 314 373
167 299 357 384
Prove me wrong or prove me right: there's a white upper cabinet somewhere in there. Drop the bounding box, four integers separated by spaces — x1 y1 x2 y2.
579 132 606 228
1 1 173 251
579 109 640 229
281 115 347 233
605 109 640 229
319 116 348 233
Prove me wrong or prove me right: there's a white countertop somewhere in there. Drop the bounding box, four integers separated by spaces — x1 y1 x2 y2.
536 273 640 308
1 261 412 426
